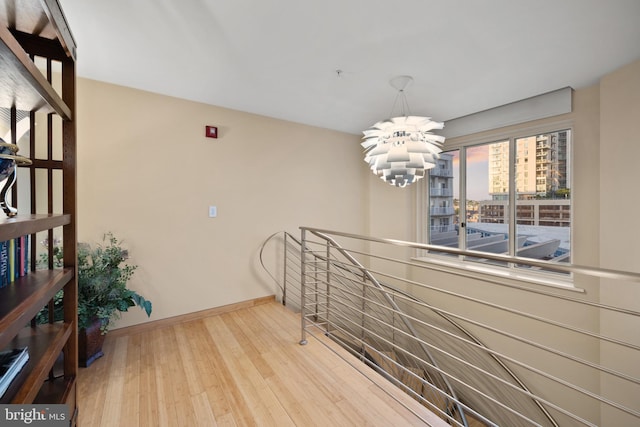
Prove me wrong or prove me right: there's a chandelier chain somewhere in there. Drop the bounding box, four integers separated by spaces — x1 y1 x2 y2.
389 89 412 118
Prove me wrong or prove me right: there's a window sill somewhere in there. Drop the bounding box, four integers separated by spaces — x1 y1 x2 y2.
412 254 585 293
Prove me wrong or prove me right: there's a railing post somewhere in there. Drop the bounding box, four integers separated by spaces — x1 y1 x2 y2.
391 291 396 348
282 232 288 306
299 228 308 345
325 239 331 335
313 245 319 322
360 271 367 362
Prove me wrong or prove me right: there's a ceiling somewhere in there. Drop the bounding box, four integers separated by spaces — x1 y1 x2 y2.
58 0 640 135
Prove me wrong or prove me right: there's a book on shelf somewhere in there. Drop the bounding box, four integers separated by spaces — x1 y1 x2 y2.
8 238 15 283
0 347 29 398
0 235 30 288
18 235 26 278
0 240 7 287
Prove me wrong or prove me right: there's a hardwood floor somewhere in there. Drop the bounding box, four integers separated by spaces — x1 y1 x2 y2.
77 301 444 426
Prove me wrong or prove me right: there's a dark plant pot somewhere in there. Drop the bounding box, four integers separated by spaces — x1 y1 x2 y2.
78 320 106 367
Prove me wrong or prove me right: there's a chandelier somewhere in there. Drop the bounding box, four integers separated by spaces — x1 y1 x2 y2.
362 76 445 187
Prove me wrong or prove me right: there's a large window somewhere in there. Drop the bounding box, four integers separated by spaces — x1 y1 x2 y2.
423 129 572 272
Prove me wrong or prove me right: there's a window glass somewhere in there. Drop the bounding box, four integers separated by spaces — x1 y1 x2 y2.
424 129 572 272
428 151 459 249
469 141 510 255
515 130 571 264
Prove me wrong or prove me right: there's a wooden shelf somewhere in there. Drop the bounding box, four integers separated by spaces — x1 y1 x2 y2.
0 322 73 403
0 269 73 350
0 0 77 420
0 0 76 60
0 0 76 116
0 24 71 118
35 375 76 405
0 214 71 241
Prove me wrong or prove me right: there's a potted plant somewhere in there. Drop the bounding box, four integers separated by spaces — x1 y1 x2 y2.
37 233 152 367
76 233 152 366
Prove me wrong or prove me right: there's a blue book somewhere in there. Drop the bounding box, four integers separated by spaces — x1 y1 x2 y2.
18 236 24 277
8 239 14 283
0 241 7 287
23 235 29 275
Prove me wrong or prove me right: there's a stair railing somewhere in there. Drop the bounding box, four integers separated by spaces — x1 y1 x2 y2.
301 228 471 426
259 230 303 308
259 228 640 427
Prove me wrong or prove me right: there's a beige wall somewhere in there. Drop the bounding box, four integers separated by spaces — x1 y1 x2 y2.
599 58 640 426
366 177 416 280
76 78 367 328
600 59 640 272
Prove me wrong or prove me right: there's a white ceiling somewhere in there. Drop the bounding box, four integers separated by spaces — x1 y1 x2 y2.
58 0 640 135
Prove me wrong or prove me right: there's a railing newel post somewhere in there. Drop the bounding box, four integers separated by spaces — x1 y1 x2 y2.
325 239 331 335
299 228 308 345
360 271 367 361
283 232 288 306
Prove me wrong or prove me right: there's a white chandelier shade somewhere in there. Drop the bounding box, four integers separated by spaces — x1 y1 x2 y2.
362 115 445 187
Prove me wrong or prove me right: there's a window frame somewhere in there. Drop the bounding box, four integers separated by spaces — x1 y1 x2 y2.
416 119 575 287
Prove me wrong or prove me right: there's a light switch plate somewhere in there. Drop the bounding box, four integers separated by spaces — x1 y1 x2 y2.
209 206 217 218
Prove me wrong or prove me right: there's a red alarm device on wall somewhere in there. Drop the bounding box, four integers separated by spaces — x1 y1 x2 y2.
205 126 218 138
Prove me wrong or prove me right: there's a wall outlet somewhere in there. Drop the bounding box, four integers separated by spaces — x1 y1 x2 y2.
209 206 217 218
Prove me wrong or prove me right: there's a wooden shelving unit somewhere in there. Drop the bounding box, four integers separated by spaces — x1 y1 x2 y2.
0 268 73 346
0 0 77 424
0 214 71 243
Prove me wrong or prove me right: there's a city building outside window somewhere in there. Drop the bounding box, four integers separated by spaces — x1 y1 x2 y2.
422 129 572 275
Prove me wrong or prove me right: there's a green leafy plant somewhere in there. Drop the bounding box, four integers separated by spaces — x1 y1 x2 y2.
77 233 152 332
37 244 64 269
37 233 152 333
35 289 63 324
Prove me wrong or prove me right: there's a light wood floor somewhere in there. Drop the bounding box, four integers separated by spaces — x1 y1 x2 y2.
77 301 445 426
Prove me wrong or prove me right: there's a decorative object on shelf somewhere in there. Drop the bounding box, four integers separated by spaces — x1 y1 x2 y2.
362 76 445 187
0 138 32 217
36 233 153 367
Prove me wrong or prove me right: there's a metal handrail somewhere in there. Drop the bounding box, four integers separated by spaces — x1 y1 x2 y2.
319 254 640 352
301 248 559 426
304 229 470 426
259 228 640 426
259 230 303 306
375 280 559 426
301 226 640 282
